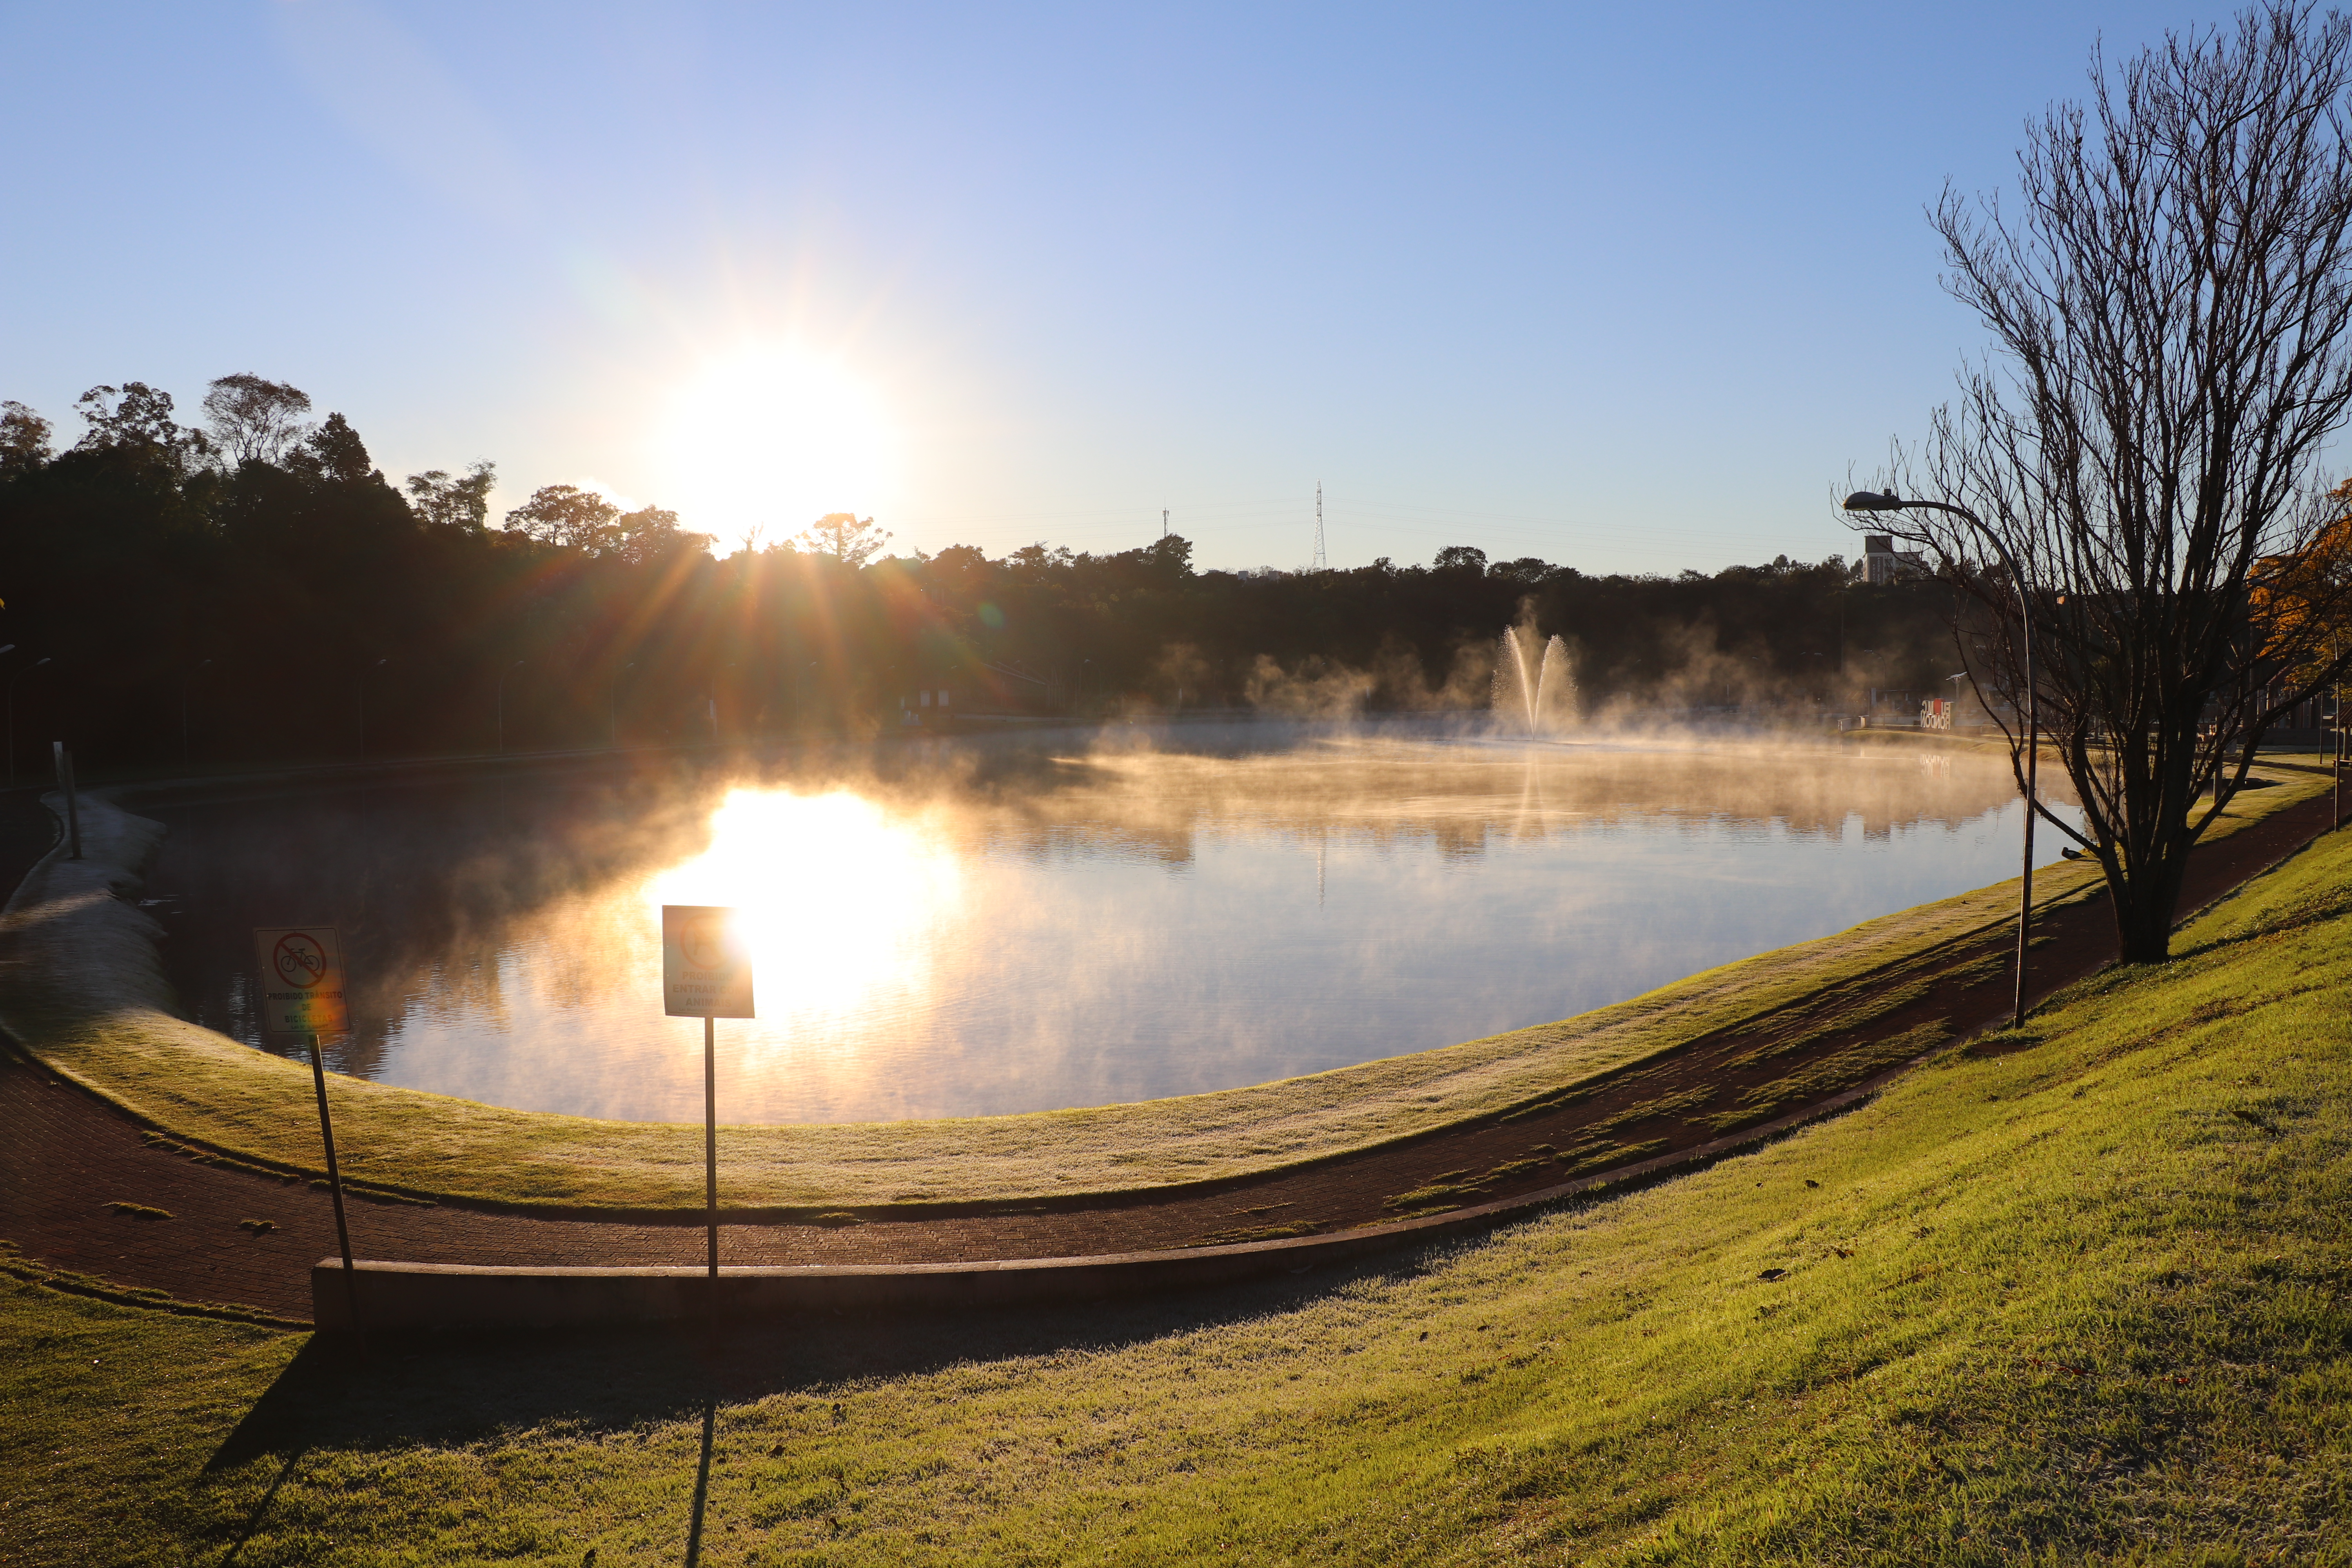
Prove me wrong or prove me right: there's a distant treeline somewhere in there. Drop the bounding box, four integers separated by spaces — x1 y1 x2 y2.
0 379 1959 773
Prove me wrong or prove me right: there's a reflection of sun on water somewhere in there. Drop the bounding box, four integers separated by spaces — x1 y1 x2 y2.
644 789 960 1051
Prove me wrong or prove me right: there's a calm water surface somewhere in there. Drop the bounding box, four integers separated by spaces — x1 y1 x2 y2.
146 727 2076 1123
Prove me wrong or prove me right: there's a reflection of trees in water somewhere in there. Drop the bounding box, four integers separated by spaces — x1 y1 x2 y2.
145 773 722 1073
962 743 2070 866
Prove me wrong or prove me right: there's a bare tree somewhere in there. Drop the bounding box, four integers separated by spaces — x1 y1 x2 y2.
1855 1 2352 964
201 373 314 467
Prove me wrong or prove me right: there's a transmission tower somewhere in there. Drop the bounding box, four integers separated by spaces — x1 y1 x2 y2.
1162 508 1169 540
1313 481 1327 571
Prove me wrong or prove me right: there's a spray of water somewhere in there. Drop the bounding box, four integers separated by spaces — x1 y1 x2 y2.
1492 628 1577 735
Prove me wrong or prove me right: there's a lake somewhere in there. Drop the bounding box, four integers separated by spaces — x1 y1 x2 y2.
142 722 2073 1123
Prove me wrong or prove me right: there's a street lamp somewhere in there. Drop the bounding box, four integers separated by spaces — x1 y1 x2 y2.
1846 490 2039 1027
496 659 524 753
8 658 51 788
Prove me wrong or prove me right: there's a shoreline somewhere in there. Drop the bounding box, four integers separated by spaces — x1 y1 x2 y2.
0 744 2328 1216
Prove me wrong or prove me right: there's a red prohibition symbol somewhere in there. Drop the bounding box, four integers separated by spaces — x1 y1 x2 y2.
681 918 728 970
273 932 329 988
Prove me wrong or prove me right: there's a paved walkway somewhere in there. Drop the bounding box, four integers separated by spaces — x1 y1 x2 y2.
2 790 2337 1323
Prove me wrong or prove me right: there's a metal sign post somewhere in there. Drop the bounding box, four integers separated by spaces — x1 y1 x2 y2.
51 742 80 860
255 925 363 1342
662 906 754 1316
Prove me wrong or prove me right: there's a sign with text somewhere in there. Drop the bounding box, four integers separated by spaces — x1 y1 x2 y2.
662 905 754 1019
253 926 350 1038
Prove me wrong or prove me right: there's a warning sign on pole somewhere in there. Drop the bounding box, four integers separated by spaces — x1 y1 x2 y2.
253 926 351 1038
662 905 754 1019
255 924 364 1337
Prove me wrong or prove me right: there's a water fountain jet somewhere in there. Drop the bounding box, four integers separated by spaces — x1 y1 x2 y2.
1493 628 1576 736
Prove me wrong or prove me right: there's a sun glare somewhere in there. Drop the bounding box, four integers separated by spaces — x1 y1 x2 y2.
657 344 902 555
643 788 958 1032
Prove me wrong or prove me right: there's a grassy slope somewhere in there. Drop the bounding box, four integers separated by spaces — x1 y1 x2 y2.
7 816 2350 1565
0 769 2328 1212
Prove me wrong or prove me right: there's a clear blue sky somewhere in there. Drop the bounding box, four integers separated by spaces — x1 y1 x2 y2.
0 1 2223 573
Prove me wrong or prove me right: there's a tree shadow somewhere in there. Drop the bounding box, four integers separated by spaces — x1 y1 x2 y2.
205 1252 1445 1470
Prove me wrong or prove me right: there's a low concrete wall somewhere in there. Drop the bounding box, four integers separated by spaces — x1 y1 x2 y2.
315 1074 1902 1329
318 1237 1376 1328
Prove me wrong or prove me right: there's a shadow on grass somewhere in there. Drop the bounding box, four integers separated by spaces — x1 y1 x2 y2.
684 1400 715 1567
213 1447 303 1566
205 1250 1449 1472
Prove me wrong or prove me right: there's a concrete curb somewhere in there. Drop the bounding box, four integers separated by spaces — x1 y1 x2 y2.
314 1074 1902 1329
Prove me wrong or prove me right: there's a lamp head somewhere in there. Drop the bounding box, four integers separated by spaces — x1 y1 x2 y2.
1842 491 1907 513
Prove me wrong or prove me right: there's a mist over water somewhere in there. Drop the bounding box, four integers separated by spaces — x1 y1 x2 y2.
143 722 2078 1125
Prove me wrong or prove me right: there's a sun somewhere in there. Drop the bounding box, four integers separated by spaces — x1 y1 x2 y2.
656 343 902 555
642 787 961 1027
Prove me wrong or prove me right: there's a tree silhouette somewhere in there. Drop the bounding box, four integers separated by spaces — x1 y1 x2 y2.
0 403 49 479
405 462 497 533
201 374 314 467
70 382 210 474
792 512 892 567
504 484 621 551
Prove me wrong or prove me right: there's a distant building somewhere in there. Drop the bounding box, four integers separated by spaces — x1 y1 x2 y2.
1862 534 1932 585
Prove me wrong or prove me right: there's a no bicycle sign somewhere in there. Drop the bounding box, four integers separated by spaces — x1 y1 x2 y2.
662 905 754 1019
253 926 350 1038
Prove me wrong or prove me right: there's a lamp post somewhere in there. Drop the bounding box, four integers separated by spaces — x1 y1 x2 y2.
2332 635 2343 827
1846 490 2039 1028
496 660 524 754
8 658 51 789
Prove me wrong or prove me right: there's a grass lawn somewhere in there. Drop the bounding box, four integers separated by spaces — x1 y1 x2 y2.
7 812 2350 1564
0 765 2330 1213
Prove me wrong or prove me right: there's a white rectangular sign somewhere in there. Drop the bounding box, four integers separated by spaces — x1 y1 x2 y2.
253 926 351 1038
662 905 754 1019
